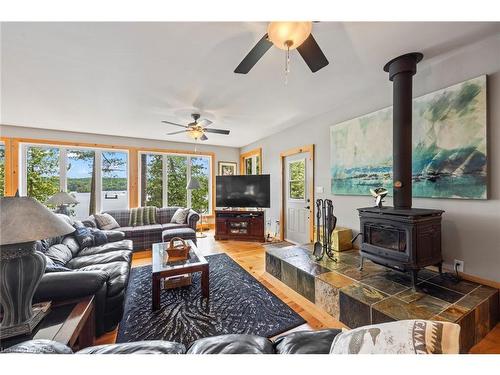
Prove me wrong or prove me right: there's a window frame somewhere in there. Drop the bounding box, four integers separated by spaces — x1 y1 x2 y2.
138 151 213 215
19 142 130 213
287 158 306 201
240 147 262 175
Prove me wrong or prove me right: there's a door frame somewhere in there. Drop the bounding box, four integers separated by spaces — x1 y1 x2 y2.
279 144 314 242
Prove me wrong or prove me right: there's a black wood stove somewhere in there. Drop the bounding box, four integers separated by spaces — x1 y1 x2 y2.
358 53 444 288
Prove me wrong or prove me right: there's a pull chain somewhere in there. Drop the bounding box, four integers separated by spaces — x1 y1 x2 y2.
284 44 290 85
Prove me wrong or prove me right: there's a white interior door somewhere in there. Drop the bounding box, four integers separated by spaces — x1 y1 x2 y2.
284 153 311 244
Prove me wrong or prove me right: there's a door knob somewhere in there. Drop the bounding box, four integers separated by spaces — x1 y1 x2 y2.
305 206 310 210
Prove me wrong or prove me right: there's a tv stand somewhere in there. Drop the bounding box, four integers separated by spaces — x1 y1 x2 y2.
215 209 265 242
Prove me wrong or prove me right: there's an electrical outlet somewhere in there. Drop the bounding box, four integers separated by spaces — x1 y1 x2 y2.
454 259 464 273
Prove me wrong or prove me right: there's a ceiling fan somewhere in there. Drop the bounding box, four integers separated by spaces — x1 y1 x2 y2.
234 21 329 75
162 113 230 141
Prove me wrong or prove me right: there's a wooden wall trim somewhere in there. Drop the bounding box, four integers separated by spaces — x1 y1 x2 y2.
239 147 262 175
128 148 139 208
279 144 315 242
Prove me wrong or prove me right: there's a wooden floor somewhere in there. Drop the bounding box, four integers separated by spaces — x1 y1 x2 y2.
97 230 500 354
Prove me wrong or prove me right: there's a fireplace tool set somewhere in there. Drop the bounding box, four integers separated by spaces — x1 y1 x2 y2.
313 199 338 261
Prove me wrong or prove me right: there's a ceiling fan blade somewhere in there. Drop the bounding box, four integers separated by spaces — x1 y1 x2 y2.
198 119 213 127
204 128 230 135
162 120 188 128
200 134 208 141
167 130 189 135
234 34 273 74
297 34 329 73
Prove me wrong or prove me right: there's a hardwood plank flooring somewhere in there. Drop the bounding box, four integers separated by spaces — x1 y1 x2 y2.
96 231 500 353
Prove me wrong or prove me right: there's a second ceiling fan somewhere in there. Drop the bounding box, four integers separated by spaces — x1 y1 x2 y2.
162 113 230 141
234 21 329 75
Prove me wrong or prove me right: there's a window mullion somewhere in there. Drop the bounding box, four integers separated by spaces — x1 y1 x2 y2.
59 148 67 192
95 150 102 212
162 154 168 208
187 156 192 208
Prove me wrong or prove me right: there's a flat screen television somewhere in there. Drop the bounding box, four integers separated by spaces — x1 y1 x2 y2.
216 174 270 208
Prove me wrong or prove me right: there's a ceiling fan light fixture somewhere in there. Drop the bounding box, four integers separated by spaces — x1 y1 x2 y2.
267 21 312 50
188 128 204 139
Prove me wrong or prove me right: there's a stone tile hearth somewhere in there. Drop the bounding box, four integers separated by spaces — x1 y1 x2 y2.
265 244 499 353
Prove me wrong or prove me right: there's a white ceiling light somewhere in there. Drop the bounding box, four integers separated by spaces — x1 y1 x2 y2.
267 22 312 50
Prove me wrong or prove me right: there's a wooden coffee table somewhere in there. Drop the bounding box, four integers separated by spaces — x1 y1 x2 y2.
151 240 209 311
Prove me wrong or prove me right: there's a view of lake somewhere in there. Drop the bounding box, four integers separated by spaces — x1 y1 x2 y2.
70 190 128 219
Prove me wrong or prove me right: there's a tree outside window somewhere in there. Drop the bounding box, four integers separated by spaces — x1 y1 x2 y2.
191 156 209 213
167 155 187 207
141 154 163 207
101 151 128 211
26 146 60 204
289 159 305 200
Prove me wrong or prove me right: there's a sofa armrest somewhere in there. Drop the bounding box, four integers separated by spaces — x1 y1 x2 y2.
2 339 73 354
187 209 200 230
34 270 108 302
102 230 126 242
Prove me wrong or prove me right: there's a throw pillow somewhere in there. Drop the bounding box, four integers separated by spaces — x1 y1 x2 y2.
171 208 190 224
94 213 120 230
81 215 97 228
74 226 94 248
329 320 460 354
90 228 108 246
129 206 157 226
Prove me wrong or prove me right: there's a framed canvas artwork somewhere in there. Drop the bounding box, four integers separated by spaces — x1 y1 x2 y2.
330 75 487 199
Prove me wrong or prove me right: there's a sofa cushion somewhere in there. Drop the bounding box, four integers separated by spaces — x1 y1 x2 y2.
120 224 163 234
156 207 179 224
330 320 461 354
171 208 190 224
77 240 133 257
102 209 130 227
187 334 275 354
62 236 81 256
43 254 72 273
67 250 132 269
74 226 94 248
43 243 74 266
81 215 97 228
77 341 186 354
77 261 130 297
161 223 189 230
90 228 108 246
94 213 121 230
101 230 125 242
274 329 342 354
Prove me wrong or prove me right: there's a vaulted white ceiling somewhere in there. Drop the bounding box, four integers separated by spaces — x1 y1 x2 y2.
2 22 499 147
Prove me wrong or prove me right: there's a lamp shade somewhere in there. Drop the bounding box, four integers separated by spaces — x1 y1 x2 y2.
0 196 75 245
186 177 201 190
46 191 79 206
267 22 312 50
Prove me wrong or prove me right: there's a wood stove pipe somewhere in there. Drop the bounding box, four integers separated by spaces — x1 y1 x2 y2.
383 52 423 210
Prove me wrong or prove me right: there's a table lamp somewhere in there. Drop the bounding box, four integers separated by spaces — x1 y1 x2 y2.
0 194 75 339
46 191 79 216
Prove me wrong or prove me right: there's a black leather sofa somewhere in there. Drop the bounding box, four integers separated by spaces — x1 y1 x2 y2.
34 215 133 336
2 329 342 354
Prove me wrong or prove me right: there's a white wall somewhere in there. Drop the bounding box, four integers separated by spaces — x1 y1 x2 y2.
241 35 500 282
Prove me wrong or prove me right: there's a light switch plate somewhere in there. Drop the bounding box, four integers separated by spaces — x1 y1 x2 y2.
316 186 324 194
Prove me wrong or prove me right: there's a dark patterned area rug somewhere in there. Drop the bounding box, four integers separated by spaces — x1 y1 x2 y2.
117 253 305 346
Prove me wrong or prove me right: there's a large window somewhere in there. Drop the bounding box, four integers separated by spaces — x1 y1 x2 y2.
0 142 5 197
21 144 128 218
140 152 212 214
